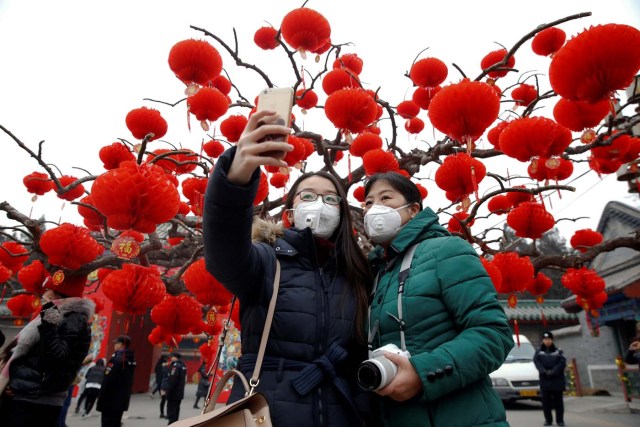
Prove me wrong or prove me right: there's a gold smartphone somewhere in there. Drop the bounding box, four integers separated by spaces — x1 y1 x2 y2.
256 87 294 159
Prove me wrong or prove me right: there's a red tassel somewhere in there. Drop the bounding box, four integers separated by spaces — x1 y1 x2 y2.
541 308 548 329
514 319 521 347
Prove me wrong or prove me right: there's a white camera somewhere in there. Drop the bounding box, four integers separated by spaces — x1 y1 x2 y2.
357 343 411 391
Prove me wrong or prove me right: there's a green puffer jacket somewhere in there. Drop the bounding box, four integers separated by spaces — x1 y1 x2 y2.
368 207 513 427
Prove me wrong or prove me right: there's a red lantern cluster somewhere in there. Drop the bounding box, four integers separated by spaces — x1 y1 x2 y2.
0 242 29 273
570 229 604 253
507 202 555 239
527 157 574 183
333 53 363 75
91 161 180 233
428 79 500 145
40 224 104 270
125 107 168 141
56 176 85 201
7 294 40 318
447 212 474 233
589 133 640 175
102 264 166 314
549 24 640 102
151 294 203 335
561 267 606 300
490 252 534 307
182 259 233 306
552 98 610 132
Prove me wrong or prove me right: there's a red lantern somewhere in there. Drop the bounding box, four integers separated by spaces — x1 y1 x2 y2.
526 272 552 301
99 143 136 170
88 295 105 314
499 117 571 162
283 136 309 166
182 259 233 306
491 252 533 294
552 98 610 132
570 229 604 253
182 177 208 205
187 87 229 122
561 267 605 299
125 107 168 141
405 118 425 135
333 53 363 75
434 153 486 203
505 186 535 207
481 257 503 293
532 27 566 57
56 175 85 201
487 195 512 215
40 223 104 270
412 86 441 110
410 57 448 88
349 133 383 157
322 68 360 96
352 186 365 203
396 100 420 119
480 49 516 79
254 26 279 50
415 183 428 200
91 161 180 233
486 121 509 150
280 8 331 53
270 172 289 189
102 264 166 315
549 24 640 102
220 115 248 143
151 294 203 335
511 84 538 107
203 140 225 158
362 149 399 176
17 260 50 294
507 202 555 239
0 264 12 284
168 39 223 86
212 75 232 95
0 242 29 272
447 212 474 233
23 172 52 196
428 79 500 146
7 294 39 318
148 325 182 347
325 88 378 135
295 89 319 110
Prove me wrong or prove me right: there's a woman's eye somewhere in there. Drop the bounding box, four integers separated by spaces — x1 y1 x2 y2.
325 195 339 204
364 200 373 206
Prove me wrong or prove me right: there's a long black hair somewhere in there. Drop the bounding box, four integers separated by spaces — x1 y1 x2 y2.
364 172 423 210
284 171 373 343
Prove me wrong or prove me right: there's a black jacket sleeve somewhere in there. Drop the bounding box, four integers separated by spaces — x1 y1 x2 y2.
202 147 271 302
625 350 640 365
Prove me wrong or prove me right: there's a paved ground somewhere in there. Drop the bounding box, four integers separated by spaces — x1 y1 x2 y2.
64 384 640 427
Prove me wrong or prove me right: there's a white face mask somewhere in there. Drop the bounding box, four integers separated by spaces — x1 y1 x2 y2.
292 199 341 239
364 204 410 244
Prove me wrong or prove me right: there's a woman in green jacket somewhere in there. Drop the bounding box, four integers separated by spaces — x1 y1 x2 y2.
360 172 513 427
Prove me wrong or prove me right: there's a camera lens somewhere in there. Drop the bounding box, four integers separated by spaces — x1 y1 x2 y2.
357 361 382 391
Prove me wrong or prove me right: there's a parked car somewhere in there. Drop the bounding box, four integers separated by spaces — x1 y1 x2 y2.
489 334 540 402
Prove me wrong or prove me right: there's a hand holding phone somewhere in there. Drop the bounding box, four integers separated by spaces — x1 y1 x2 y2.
256 87 294 159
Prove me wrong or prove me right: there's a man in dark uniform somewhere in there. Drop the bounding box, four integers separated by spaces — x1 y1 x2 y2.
165 352 187 424
97 335 136 427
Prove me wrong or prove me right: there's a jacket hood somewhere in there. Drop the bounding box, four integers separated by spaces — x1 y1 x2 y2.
251 217 285 245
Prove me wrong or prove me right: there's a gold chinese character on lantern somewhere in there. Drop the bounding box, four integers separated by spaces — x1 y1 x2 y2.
52 270 65 285
111 236 141 260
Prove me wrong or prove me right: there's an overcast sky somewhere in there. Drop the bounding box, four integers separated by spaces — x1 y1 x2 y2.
1 0 639 244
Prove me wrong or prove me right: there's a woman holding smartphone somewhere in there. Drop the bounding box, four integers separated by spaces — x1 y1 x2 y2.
203 109 374 427
361 172 513 427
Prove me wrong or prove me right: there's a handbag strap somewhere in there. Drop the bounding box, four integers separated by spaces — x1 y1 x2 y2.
204 258 281 411
250 259 281 392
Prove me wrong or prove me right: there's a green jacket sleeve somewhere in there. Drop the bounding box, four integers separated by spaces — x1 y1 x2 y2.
409 237 514 402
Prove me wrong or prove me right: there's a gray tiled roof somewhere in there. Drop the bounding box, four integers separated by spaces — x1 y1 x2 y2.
500 299 579 321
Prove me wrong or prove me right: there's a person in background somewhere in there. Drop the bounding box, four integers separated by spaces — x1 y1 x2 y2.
624 335 640 365
193 360 211 409
151 355 167 399
362 172 513 426
78 359 105 417
159 357 170 418
97 335 136 427
165 352 187 424
534 331 566 427
203 110 375 427
0 275 94 427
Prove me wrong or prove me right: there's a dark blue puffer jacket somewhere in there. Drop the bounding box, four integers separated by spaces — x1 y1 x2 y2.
533 345 566 391
203 148 369 427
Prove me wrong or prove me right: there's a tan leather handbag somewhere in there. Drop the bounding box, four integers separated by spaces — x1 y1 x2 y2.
169 260 280 427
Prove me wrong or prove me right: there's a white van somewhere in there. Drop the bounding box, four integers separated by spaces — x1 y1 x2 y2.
489 334 540 402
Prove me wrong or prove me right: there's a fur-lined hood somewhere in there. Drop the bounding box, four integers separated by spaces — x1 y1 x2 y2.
251 217 285 245
7 297 94 363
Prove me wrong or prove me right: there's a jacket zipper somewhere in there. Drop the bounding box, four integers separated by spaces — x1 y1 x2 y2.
318 267 327 426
